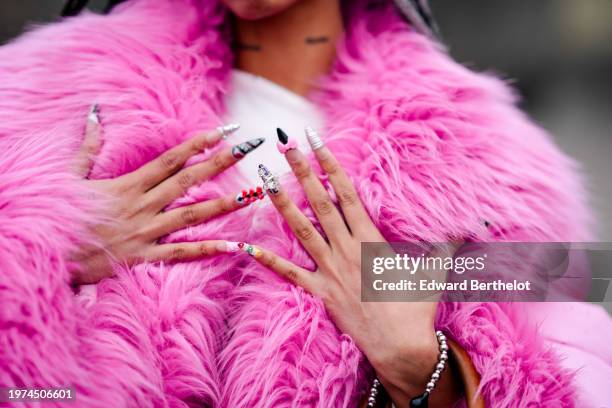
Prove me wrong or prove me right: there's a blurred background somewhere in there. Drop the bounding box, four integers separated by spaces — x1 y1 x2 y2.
1 0 611 241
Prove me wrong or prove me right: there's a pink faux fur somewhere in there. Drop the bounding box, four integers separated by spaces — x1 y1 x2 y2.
0 0 600 406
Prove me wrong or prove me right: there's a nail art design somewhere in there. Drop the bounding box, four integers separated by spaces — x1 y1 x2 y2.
235 186 265 205
245 244 262 258
88 104 100 124
276 127 298 154
217 123 240 139
226 241 243 253
232 137 265 159
258 164 280 195
305 126 324 150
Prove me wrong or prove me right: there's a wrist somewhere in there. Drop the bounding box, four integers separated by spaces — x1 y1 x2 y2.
369 331 462 408
372 331 439 406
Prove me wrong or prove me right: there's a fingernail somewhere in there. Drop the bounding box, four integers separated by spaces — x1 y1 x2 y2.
258 164 280 195
245 244 262 258
235 186 265 205
276 127 298 154
231 241 245 252
305 126 324 150
232 137 265 159
217 123 240 139
88 104 100 124
217 241 246 253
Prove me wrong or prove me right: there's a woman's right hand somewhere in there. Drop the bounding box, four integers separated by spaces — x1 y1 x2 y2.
71 107 264 285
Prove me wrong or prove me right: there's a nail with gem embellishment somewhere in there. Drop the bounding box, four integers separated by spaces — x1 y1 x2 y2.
276 127 297 154
258 163 280 195
245 244 262 258
235 186 265 205
217 123 240 139
231 137 265 159
217 241 245 253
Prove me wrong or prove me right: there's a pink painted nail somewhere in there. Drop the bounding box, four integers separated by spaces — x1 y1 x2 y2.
225 241 244 253
276 128 298 154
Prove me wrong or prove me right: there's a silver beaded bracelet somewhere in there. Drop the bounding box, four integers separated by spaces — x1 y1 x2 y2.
367 330 449 408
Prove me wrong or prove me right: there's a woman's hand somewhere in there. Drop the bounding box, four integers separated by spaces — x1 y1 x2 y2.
240 129 461 407
71 106 264 285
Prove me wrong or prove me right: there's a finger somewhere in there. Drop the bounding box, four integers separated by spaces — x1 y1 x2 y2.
258 164 331 265
148 138 265 209
132 123 240 191
146 187 265 238
277 128 350 246
305 127 378 238
240 242 317 292
145 240 228 262
74 104 103 178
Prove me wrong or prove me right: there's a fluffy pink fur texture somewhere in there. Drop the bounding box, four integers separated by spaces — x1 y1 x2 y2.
0 0 601 406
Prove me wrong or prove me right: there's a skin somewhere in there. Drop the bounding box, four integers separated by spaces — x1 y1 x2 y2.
73 119 256 284
229 0 462 405
231 0 343 96
246 145 462 407
72 0 463 405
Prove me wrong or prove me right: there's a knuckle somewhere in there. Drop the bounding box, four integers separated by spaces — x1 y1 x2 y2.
293 161 311 180
295 223 314 241
262 253 277 268
314 199 334 216
83 142 98 156
338 189 359 207
275 197 291 211
220 198 234 212
286 269 299 283
193 135 209 152
177 172 195 191
213 154 226 171
171 247 186 260
161 152 181 172
199 243 210 256
180 207 198 225
320 155 339 174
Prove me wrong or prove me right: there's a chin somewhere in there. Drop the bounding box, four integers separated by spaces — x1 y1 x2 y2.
221 0 302 20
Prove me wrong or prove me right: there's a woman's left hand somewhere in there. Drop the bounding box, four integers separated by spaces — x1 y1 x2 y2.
239 132 461 407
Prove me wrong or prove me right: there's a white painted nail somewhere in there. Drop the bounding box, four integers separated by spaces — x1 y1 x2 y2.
305 126 324 150
217 123 240 139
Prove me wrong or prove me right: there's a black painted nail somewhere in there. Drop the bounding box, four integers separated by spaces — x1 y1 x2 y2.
231 137 265 159
276 128 289 145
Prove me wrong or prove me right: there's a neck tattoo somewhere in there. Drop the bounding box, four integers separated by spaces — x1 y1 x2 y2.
305 36 330 45
235 42 262 52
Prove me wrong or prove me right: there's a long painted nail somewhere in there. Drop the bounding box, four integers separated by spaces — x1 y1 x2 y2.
88 104 100 124
235 186 265 205
224 241 244 252
217 123 240 139
276 127 298 154
258 164 280 195
305 126 324 150
232 137 265 159
244 244 263 258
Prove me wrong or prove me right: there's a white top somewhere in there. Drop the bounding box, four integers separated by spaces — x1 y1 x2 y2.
223 69 325 186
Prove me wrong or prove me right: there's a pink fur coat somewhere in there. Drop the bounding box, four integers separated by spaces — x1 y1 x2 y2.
1 0 609 406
